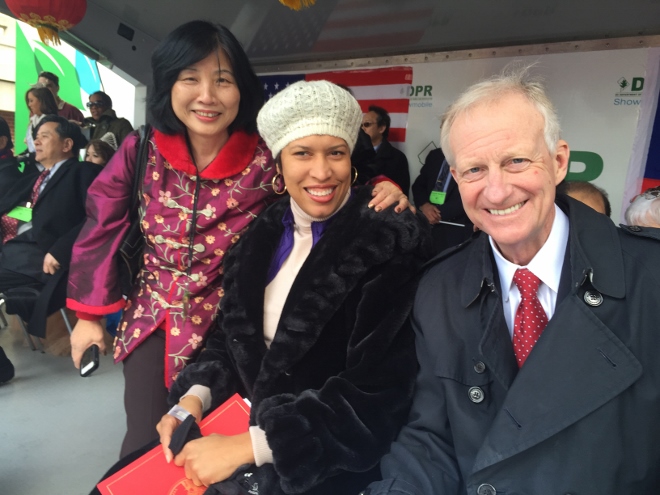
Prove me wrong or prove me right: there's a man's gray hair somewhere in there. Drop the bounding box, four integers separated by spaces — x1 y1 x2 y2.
625 193 660 227
440 64 561 166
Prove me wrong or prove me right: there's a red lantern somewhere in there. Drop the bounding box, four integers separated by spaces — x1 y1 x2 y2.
5 0 87 45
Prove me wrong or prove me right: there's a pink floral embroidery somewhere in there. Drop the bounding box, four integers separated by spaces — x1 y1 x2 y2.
252 155 267 166
154 214 164 224
195 272 208 287
226 197 239 209
142 193 151 206
152 171 160 181
217 223 227 231
188 333 202 349
114 346 121 359
211 188 220 196
241 167 251 175
133 304 144 319
133 328 141 339
158 190 171 203
171 327 180 336
224 179 234 186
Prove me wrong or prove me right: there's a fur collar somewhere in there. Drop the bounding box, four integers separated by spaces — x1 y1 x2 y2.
153 129 259 179
220 187 429 402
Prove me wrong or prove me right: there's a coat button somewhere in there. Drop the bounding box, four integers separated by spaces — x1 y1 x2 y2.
474 361 486 373
468 386 484 403
583 290 603 307
477 483 496 495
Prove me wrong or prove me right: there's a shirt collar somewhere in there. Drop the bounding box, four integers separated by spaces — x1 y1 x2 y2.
490 203 569 296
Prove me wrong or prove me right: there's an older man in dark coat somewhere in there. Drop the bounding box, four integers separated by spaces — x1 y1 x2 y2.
366 69 660 495
0 115 100 293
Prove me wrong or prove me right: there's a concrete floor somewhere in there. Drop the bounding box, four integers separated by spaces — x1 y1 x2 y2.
0 313 125 495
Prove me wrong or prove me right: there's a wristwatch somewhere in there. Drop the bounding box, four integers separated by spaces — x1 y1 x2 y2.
167 404 191 422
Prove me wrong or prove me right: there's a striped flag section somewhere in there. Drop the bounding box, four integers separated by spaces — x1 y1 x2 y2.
260 66 412 149
624 47 660 216
312 0 433 53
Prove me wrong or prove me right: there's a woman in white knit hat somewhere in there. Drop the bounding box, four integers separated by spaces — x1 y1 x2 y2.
156 80 432 494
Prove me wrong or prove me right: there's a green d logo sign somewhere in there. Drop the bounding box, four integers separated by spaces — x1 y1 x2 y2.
566 151 603 182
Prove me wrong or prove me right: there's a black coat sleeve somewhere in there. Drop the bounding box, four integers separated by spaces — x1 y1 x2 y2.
411 149 444 208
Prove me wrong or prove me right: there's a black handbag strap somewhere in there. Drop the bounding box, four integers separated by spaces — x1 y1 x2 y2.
129 124 152 221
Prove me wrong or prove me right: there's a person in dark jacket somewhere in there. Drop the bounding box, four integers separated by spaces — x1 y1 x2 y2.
0 116 37 200
157 80 430 494
0 115 100 293
367 67 660 495
362 105 410 193
411 147 473 252
81 91 134 147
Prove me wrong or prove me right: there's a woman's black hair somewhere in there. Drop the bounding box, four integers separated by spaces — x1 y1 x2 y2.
26 87 58 116
148 20 263 136
85 139 116 165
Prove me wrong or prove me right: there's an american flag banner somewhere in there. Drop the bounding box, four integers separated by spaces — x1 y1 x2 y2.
623 47 660 216
260 66 413 150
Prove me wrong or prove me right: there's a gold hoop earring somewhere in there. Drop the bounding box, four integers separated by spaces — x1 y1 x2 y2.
272 173 287 195
351 167 358 186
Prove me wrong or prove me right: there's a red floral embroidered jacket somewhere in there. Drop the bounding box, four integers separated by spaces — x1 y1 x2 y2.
67 128 275 386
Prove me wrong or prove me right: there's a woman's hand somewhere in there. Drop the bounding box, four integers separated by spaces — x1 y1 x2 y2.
157 396 204 463
174 431 255 487
70 319 106 368
368 180 414 214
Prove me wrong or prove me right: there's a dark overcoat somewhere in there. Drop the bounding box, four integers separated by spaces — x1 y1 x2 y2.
0 158 101 268
171 187 432 495
369 196 660 495
372 140 410 194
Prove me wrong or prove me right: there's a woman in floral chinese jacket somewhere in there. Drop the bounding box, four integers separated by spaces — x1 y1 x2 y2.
67 21 407 458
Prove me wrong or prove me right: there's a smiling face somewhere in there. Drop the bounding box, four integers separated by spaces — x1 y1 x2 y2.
27 91 42 116
171 50 240 149
34 122 73 169
449 93 569 265
280 135 352 219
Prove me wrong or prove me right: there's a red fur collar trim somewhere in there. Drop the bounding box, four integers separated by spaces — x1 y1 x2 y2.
153 129 259 179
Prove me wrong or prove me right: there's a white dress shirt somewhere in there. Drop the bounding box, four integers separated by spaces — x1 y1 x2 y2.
490 204 569 338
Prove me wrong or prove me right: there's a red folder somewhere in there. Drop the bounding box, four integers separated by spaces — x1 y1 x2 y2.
97 393 251 495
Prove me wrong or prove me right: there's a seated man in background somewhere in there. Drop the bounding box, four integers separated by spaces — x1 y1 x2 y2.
37 71 84 124
81 91 134 147
0 115 100 293
557 180 611 217
625 187 660 228
362 105 410 193
367 67 660 495
412 147 473 252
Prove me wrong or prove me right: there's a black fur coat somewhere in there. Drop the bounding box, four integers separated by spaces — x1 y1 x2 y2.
170 187 432 494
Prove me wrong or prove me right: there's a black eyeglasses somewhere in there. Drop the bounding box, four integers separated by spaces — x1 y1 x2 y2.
361 122 376 128
86 101 105 108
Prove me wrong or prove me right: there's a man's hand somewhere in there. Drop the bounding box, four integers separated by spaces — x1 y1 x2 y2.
70 319 106 368
43 253 61 274
157 396 204 463
420 203 441 225
369 181 415 214
174 432 255 487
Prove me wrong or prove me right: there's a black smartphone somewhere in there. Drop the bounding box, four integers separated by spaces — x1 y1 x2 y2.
80 344 100 377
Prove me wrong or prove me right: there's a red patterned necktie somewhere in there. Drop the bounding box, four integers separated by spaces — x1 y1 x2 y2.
512 268 549 367
0 169 50 244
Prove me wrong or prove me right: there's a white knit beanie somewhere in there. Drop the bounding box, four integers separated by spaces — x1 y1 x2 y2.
257 80 363 158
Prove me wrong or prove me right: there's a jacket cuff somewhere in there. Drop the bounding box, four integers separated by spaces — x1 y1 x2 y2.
67 297 126 315
249 426 274 466
369 175 401 190
181 385 212 412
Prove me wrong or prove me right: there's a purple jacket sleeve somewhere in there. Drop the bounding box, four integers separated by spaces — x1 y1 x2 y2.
67 131 140 314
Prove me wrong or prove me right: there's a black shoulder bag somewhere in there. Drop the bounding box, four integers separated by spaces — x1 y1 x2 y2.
117 124 151 296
